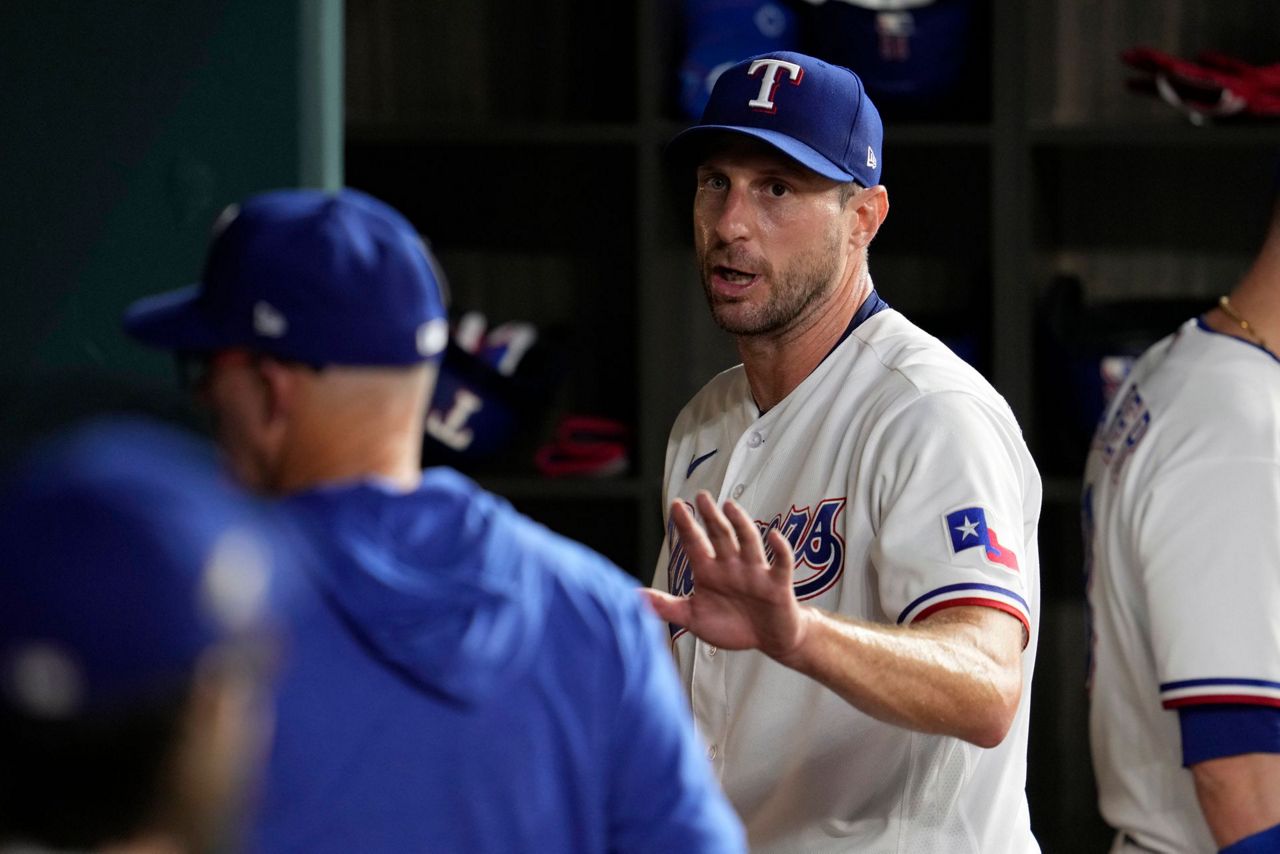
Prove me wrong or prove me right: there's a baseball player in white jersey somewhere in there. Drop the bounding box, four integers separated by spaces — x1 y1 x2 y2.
644 51 1042 853
1083 197 1280 853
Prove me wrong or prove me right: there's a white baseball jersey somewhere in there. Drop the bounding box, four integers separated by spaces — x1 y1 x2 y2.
1083 318 1280 853
654 305 1041 853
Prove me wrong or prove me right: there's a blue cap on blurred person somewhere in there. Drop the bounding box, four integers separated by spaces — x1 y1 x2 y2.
123 188 450 366
667 50 884 186
0 418 280 718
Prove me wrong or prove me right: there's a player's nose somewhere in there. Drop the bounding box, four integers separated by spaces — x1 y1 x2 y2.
711 185 755 244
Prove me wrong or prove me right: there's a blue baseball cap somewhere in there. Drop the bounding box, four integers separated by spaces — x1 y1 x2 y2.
0 418 281 718
667 50 884 185
123 188 450 366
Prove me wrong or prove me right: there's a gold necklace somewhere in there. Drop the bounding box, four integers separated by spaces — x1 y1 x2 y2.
1218 295 1268 349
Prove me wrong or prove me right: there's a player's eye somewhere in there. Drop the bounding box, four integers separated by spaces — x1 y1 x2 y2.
766 182 789 198
700 174 728 191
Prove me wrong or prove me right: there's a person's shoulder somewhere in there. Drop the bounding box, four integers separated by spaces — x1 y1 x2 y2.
1138 321 1266 402
313 471 655 660
290 468 640 597
668 362 751 436
284 468 496 541
497 511 656 659
414 465 496 510
424 470 646 606
682 362 749 410
849 309 1012 411
1146 322 1280 445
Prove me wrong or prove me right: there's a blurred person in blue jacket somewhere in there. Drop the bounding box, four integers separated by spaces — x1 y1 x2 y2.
122 187 745 853
0 418 282 853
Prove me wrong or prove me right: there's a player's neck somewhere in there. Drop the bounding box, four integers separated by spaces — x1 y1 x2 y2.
272 402 425 495
274 434 422 495
737 272 869 413
1211 249 1280 356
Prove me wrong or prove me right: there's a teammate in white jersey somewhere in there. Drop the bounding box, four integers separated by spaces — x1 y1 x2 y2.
645 51 1042 853
1083 196 1280 853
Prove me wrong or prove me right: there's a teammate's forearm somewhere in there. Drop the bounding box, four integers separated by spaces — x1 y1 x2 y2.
1192 753 1280 848
773 605 1023 747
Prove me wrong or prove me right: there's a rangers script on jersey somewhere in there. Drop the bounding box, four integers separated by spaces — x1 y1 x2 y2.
654 305 1042 853
1084 318 1280 853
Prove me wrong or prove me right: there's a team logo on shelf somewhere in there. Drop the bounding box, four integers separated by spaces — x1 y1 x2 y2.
425 388 484 452
665 496 847 638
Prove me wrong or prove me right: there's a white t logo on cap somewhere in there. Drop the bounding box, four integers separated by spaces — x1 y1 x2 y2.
426 388 483 452
747 58 804 113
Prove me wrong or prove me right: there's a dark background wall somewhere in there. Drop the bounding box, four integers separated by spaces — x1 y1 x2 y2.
0 0 341 463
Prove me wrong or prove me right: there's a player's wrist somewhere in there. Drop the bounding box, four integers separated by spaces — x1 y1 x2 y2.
767 604 816 669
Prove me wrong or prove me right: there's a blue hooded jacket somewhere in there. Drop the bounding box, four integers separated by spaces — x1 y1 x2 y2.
250 468 743 852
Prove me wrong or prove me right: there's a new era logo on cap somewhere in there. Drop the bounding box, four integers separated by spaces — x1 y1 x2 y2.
416 318 449 359
253 301 287 338
667 50 884 187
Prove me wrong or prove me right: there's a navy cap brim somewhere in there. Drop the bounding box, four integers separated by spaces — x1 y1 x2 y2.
666 124 856 183
122 284 233 353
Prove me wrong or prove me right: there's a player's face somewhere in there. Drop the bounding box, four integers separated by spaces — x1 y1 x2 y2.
198 350 278 491
693 139 854 337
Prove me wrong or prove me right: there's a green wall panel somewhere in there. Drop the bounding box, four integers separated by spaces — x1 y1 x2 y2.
0 0 341 454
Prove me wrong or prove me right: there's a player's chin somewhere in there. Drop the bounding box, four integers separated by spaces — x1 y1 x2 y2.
709 303 774 336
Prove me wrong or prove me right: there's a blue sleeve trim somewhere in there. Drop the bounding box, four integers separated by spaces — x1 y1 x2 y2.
896 582 1030 624
1220 822 1280 854
1164 677 1280 691
1179 705 1280 766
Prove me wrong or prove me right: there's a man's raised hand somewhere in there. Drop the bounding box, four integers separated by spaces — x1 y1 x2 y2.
643 490 809 661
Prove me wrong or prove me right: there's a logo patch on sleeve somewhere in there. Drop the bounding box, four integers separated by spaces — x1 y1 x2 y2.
945 507 1019 571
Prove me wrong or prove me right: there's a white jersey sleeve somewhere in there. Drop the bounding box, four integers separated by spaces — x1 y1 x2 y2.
1138 459 1280 708
869 390 1036 640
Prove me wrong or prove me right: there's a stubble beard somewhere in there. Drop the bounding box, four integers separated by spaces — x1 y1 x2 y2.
699 231 842 338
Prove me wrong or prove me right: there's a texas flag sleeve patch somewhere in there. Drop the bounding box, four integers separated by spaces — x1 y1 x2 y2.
945 507 1019 571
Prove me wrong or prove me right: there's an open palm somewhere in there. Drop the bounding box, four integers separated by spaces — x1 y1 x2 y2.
643 491 807 661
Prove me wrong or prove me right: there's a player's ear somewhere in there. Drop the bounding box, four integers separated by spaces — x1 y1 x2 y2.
848 185 889 250
255 357 300 425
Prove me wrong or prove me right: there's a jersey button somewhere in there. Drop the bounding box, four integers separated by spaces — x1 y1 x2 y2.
707 744 718 761
705 644 717 657
731 484 745 499
747 432 763 448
